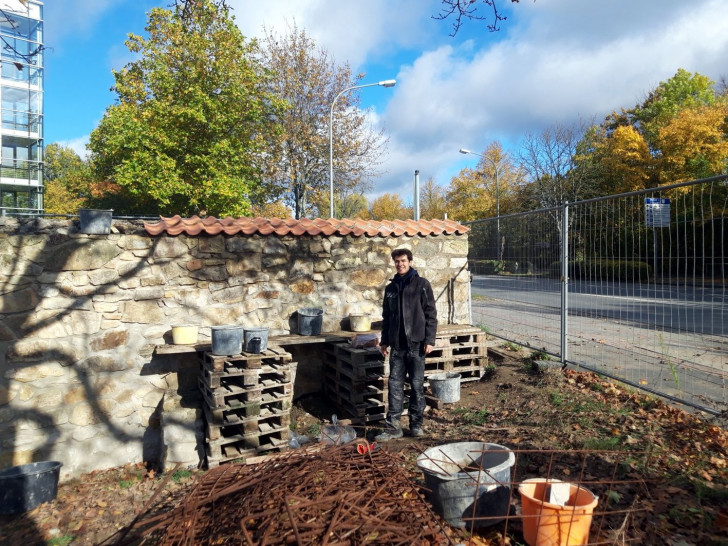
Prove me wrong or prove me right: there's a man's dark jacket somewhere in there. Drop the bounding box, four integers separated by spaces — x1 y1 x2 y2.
380 268 437 349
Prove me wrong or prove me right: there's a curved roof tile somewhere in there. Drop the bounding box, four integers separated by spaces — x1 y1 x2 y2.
144 215 469 237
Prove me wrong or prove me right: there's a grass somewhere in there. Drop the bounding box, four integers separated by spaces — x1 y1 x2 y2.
305 422 322 438
481 363 497 380
46 537 74 546
171 469 193 483
453 407 490 426
504 341 522 352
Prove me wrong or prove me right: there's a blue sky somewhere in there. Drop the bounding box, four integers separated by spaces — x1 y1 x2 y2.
44 0 728 205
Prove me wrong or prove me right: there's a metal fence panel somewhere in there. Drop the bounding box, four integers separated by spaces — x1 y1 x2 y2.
467 176 728 414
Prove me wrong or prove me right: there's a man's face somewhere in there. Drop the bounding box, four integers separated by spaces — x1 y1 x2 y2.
394 255 412 276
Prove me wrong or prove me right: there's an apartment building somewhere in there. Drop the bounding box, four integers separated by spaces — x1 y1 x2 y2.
0 0 43 214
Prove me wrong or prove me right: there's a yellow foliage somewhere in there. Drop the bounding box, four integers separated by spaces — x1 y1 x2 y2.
602 125 651 193
656 103 728 184
370 193 411 220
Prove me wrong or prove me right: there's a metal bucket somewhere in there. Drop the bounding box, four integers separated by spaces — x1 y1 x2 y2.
244 327 269 353
417 442 515 528
298 308 323 336
429 372 461 403
211 325 243 355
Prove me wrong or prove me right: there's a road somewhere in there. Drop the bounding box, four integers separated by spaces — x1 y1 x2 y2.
469 275 728 412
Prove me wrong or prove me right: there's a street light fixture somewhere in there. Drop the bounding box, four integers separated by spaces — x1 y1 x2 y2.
460 147 501 261
329 79 396 218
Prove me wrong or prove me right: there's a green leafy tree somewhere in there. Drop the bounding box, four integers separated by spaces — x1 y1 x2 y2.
88 0 284 216
43 143 93 214
260 23 386 219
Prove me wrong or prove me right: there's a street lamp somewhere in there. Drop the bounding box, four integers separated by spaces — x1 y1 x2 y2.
329 79 396 218
460 147 501 261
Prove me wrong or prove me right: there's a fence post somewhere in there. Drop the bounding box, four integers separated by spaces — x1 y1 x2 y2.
560 202 569 364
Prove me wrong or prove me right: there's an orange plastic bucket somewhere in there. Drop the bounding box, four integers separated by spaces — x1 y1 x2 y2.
518 478 598 546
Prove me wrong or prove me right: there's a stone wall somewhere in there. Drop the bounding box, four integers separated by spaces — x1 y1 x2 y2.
0 217 470 478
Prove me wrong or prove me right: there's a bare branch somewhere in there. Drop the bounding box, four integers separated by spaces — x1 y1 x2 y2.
433 0 522 36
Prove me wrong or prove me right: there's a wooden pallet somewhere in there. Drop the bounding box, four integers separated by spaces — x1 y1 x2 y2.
205 429 290 466
200 378 293 409
323 365 387 390
202 345 292 373
200 361 292 389
204 405 291 441
425 366 483 382
204 397 291 423
323 374 387 404
323 344 388 379
323 383 387 422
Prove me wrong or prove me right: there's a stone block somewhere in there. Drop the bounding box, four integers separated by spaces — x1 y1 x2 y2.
121 300 165 324
0 287 38 314
46 240 122 271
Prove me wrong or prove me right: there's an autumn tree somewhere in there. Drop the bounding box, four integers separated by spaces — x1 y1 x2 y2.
260 23 388 219
43 144 93 214
656 102 728 183
420 177 447 219
88 0 284 217
370 193 411 220
337 193 370 219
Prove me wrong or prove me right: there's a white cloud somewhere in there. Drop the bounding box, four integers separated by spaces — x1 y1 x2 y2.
374 0 728 195
57 137 90 160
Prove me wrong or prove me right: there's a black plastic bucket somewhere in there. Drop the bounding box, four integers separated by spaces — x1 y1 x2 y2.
0 461 63 514
297 308 323 336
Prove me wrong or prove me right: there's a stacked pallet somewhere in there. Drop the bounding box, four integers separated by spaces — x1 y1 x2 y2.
322 343 389 423
199 346 294 467
426 324 488 382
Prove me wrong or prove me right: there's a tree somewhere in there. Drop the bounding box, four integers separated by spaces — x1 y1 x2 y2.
43 144 93 214
518 121 596 209
260 23 387 219
88 0 284 217
420 177 447 219
448 142 522 221
370 193 411 220
434 0 523 35
337 193 370 219
627 69 717 150
656 102 728 183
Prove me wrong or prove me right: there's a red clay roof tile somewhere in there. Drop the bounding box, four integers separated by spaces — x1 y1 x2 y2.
144 215 469 237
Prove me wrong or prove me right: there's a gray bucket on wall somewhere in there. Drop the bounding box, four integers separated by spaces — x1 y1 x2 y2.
416 442 515 528
79 208 113 234
0 461 63 514
211 325 243 356
429 372 461 403
244 327 269 353
297 308 323 336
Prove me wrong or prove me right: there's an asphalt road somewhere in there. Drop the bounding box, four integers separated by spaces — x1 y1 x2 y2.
470 274 728 412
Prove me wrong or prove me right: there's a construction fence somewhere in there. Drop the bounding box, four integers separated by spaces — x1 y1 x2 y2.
466 175 728 414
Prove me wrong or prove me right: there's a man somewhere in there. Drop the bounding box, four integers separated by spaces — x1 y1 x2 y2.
375 248 437 441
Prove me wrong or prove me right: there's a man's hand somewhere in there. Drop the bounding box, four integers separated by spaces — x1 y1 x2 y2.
380 344 389 357
425 344 434 355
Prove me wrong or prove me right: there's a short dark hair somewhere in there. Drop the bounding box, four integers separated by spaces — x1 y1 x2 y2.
391 248 413 261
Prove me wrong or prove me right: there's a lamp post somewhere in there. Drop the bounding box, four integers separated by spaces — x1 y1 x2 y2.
460 147 501 261
329 79 396 219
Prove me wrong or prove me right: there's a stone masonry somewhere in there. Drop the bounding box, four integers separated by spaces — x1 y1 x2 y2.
0 217 470 479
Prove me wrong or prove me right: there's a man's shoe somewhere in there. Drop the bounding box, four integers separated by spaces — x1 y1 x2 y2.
375 428 403 442
410 427 425 438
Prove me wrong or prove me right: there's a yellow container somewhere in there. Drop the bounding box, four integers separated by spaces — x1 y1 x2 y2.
171 325 198 345
349 313 371 332
518 478 598 546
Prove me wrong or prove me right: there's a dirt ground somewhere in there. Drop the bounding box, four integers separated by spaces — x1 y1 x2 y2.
1 347 727 545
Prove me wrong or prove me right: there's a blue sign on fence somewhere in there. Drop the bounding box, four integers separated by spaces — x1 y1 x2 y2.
645 197 670 227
